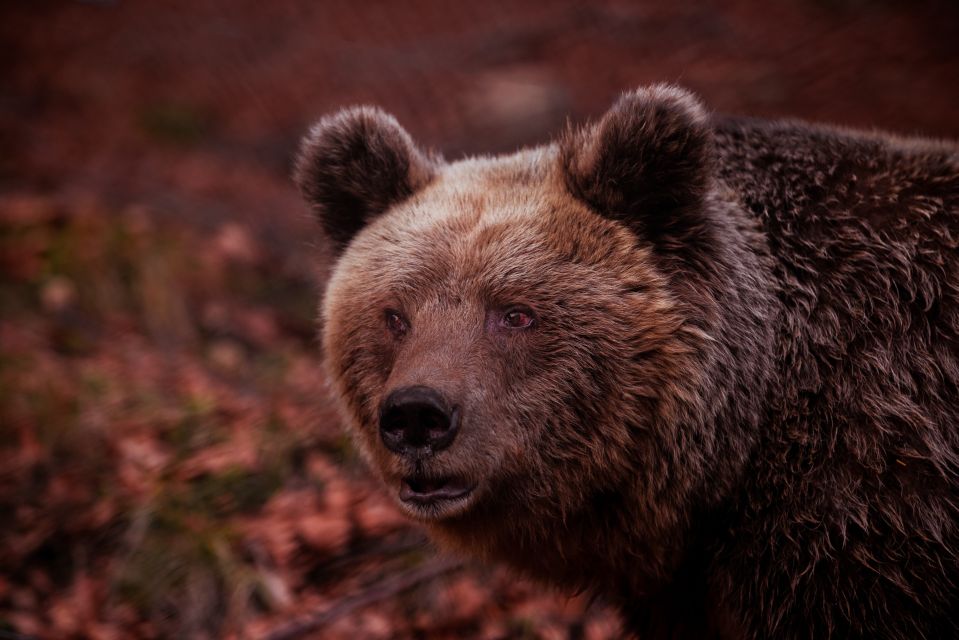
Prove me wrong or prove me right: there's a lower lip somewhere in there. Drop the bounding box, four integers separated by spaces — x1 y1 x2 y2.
399 480 475 506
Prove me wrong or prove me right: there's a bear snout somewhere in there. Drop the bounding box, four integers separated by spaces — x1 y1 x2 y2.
379 386 460 456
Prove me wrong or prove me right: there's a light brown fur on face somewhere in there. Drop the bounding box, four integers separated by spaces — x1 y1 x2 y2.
322 149 689 526
296 85 959 639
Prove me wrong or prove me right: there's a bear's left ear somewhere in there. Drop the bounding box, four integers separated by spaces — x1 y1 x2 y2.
560 85 715 249
294 107 438 253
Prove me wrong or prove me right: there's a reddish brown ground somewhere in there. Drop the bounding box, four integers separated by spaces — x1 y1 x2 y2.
1 1 957 638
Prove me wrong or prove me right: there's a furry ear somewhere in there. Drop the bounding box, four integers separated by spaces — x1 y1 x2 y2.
294 107 437 251
559 85 715 249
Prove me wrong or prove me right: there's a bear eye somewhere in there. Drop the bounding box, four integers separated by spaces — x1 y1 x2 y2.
385 310 409 337
500 306 536 330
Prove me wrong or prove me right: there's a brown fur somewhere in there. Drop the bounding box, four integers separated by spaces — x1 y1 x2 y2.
294 85 959 639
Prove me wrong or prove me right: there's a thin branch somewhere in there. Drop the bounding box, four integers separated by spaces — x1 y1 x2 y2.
260 557 464 640
0 632 39 640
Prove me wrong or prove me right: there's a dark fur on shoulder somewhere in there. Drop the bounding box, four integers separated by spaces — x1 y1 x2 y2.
297 85 959 639
710 117 959 639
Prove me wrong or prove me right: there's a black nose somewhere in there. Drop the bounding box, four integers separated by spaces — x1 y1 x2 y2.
379 386 459 455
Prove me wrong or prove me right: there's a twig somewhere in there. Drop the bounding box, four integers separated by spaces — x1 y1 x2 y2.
0 632 39 640
260 557 464 640
311 530 432 579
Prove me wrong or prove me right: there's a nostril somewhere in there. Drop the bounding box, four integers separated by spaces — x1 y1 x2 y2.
379 406 408 436
421 405 450 436
379 386 459 454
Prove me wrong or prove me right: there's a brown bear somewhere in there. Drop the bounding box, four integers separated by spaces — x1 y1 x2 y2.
294 85 958 639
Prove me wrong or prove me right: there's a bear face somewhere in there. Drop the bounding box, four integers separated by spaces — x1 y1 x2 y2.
296 86 776 593
317 154 687 518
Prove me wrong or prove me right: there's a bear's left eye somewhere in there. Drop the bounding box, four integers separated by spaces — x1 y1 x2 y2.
500 306 536 330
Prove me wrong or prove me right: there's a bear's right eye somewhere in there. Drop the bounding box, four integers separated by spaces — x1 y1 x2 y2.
385 310 409 338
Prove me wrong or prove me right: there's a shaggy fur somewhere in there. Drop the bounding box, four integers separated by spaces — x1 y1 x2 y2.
294 85 959 639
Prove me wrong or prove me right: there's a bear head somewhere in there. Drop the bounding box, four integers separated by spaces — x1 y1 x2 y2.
295 85 773 590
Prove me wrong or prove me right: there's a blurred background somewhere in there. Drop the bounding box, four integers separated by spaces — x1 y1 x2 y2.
1 1 957 638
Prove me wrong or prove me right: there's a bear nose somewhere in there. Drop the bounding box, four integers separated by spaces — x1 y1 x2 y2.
379 386 459 455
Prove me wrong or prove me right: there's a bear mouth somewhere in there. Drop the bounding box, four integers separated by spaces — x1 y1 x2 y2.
399 475 476 513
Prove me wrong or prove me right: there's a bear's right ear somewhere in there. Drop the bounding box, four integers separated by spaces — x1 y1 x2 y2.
294 107 438 252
